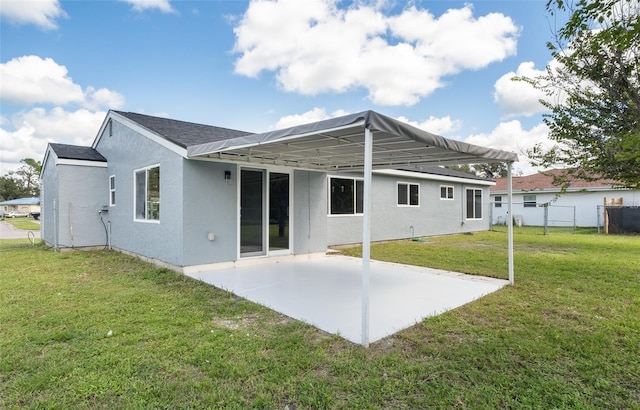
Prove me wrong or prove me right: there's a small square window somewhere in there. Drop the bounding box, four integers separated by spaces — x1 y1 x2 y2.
523 195 537 208
494 195 502 208
440 185 454 200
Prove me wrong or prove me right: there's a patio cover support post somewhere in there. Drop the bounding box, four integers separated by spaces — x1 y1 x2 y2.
361 127 373 348
507 162 514 285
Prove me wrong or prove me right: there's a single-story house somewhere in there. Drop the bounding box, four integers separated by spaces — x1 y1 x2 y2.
0 197 40 217
490 169 640 227
41 110 517 271
41 109 519 347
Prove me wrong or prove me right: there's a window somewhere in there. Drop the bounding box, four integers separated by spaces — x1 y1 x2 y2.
397 182 419 206
466 188 483 219
109 175 116 206
329 177 363 215
523 195 537 208
134 165 160 221
494 195 502 208
440 185 454 200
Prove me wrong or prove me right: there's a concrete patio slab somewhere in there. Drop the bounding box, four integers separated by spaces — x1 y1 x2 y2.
186 255 508 344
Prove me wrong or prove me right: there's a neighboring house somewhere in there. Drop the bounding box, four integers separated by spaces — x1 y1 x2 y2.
40 110 516 272
490 169 640 227
0 197 40 216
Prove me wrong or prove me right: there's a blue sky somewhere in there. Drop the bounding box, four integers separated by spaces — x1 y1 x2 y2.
1 0 564 175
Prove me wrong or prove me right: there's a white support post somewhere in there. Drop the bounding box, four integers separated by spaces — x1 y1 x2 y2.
361 127 373 348
507 162 514 285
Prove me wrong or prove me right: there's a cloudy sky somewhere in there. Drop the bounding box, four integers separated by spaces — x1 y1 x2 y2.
0 0 562 175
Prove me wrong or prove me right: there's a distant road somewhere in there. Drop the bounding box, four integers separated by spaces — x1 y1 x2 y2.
0 221 41 240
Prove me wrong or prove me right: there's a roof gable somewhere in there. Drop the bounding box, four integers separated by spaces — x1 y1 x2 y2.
113 111 252 149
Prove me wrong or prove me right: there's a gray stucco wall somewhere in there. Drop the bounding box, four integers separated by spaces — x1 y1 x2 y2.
95 119 185 266
293 170 328 254
182 160 239 265
40 151 58 246
40 151 108 248
327 173 491 246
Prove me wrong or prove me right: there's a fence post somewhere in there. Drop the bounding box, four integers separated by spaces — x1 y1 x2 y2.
573 206 576 234
543 205 548 235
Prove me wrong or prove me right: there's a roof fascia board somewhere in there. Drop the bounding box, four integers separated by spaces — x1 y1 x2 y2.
95 111 188 158
57 159 108 168
39 145 55 179
375 169 495 186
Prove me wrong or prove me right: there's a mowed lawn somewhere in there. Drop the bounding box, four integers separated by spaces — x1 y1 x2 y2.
1 229 638 409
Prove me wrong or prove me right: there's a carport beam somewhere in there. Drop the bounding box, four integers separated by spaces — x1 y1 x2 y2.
361 127 373 348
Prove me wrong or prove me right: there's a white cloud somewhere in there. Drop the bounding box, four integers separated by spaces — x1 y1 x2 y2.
233 1 519 106
465 120 552 175
493 61 549 118
395 115 462 136
0 55 125 109
119 0 175 14
0 108 106 173
274 107 349 129
0 0 67 30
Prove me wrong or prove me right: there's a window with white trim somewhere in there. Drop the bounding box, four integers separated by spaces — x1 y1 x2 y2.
134 165 160 221
494 195 502 208
397 182 419 206
329 177 363 215
440 185 454 200
466 188 483 219
109 175 116 206
523 195 537 208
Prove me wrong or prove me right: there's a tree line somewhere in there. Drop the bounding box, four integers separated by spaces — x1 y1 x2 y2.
0 158 42 201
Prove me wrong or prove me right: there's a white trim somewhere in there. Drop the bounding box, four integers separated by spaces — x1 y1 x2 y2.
465 187 484 220
57 159 107 168
133 163 161 223
109 175 116 207
491 186 632 195
327 175 365 216
440 185 455 200
396 181 420 207
375 169 495 186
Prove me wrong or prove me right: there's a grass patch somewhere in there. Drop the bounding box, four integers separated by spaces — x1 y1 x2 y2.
3 217 40 231
1 230 639 408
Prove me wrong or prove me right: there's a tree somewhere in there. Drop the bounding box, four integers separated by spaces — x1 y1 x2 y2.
0 158 42 200
525 0 640 188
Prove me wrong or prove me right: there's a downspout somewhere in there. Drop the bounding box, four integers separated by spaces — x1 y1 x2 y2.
361 127 373 348
507 162 514 285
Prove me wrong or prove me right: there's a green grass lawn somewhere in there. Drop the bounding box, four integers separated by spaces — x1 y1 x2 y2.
1 229 639 409
2 217 40 231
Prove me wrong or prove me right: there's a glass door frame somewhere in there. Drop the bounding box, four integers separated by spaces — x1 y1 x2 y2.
238 165 293 259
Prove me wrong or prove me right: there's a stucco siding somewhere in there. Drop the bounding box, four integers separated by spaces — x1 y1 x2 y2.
327 174 490 246
182 160 239 265
40 151 59 247
293 170 328 254
95 119 185 266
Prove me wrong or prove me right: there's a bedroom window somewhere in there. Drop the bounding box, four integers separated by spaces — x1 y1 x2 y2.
466 188 483 220
440 185 454 200
329 177 363 215
109 175 116 206
134 165 160 221
397 182 419 206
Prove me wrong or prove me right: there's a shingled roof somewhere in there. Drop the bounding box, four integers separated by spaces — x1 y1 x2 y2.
492 169 619 192
114 111 252 148
49 143 107 162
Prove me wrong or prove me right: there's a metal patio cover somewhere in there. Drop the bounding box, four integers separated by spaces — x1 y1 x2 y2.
187 110 518 169
187 110 518 348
